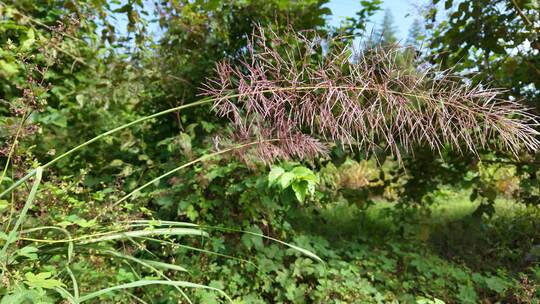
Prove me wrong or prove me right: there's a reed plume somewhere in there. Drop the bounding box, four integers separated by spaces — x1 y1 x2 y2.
202 27 539 163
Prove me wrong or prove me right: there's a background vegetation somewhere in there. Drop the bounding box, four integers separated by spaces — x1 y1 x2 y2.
0 0 539 303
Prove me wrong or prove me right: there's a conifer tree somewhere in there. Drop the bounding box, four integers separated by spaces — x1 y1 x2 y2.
406 19 423 48
376 9 398 46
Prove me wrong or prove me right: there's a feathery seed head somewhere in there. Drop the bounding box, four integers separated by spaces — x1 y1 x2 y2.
202 27 539 164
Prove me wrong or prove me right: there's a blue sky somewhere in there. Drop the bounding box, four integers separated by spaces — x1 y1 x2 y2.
326 0 422 40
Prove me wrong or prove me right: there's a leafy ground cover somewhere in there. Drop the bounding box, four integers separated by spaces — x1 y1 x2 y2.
185 192 540 303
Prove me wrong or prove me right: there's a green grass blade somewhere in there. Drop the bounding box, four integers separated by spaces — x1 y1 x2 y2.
23 226 74 262
139 237 259 269
109 142 267 209
202 225 324 264
103 250 192 303
0 98 213 199
79 228 208 244
78 280 232 303
65 266 79 301
124 220 199 228
138 259 188 273
124 291 150 304
54 286 77 304
103 250 188 273
0 167 42 259
246 231 324 264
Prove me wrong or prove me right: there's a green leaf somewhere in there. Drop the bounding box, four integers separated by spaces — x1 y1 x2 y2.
279 172 296 189
0 286 46 304
290 166 315 179
484 276 508 294
20 28 35 51
0 60 19 77
457 284 477 304
74 218 97 228
0 199 9 211
268 166 285 186
241 226 264 250
65 215 97 228
291 181 308 203
179 132 192 154
24 272 65 289
0 292 27 304
110 159 124 167
38 108 68 128
16 246 38 260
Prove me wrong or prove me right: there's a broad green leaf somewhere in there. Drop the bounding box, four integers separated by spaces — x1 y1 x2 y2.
0 286 46 304
0 60 19 76
56 221 73 228
16 246 38 260
110 159 124 167
74 218 97 228
291 166 316 181
268 166 285 186
24 272 65 289
179 132 192 154
279 172 296 189
457 284 477 304
0 292 27 304
0 199 9 211
291 181 308 203
484 276 509 294
20 28 35 51
241 226 264 250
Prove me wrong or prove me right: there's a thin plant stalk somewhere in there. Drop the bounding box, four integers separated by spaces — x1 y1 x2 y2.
0 108 28 186
103 250 193 304
108 140 276 211
199 225 324 264
77 280 232 303
0 166 42 261
5 75 531 199
20 227 207 244
65 266 79 301
0 86 376 198
0 97 212 199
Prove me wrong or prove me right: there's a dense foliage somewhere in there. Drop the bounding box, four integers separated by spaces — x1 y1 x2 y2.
1 0 539 303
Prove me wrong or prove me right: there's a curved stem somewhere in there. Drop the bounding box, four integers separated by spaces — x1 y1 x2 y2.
0 167 42 260
0 98 213 199
0 109 28 186
0 82 447 199
108 140 270 210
